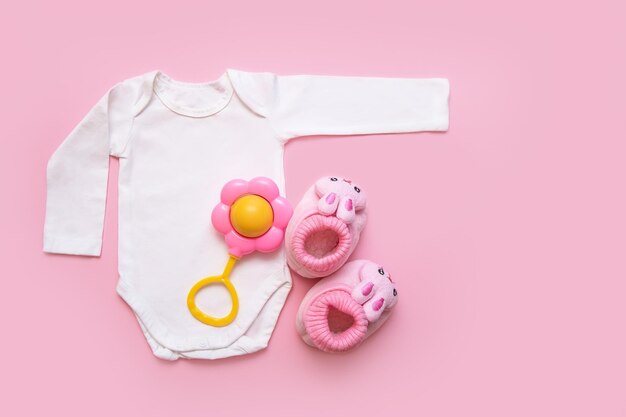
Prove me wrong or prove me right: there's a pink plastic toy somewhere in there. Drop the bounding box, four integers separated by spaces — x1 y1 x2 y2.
187 177 293 327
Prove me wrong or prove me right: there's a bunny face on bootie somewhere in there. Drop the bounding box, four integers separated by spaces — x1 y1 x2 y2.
351 261 398 323
315 176 366 224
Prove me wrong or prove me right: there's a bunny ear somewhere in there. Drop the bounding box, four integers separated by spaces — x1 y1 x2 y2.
336 196 356 223
318 192 339 215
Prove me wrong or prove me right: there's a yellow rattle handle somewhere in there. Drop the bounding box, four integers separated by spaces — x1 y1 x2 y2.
187 255 239 327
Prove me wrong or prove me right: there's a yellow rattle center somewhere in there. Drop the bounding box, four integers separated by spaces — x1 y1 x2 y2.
229 194 274 238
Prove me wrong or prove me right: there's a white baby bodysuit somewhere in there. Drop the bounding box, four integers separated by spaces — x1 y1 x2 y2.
44 70 449 360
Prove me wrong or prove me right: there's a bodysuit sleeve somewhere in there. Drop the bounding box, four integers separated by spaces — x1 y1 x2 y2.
43 73 154 256
267 74 449 141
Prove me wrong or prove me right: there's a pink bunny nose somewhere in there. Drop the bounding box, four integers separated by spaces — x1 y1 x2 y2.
342 179 352 184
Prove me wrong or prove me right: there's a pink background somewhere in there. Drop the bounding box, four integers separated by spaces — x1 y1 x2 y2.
1 1 625 416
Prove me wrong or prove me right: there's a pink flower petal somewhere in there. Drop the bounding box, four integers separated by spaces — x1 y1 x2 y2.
254 227 284 253
221 179 249 205
249 177 279 201
271 196 293 229
211 203 233 235
225 231 256 258
213 177 292 258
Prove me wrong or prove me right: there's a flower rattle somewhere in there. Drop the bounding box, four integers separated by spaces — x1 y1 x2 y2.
187 177 293 327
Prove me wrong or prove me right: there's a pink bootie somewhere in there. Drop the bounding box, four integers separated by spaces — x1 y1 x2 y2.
285 176 367 278
296 260 398 352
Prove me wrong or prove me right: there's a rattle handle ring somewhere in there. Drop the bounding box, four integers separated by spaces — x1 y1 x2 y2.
187 255 239 327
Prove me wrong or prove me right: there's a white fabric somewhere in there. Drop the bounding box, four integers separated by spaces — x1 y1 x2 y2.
44 69 449 360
